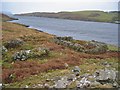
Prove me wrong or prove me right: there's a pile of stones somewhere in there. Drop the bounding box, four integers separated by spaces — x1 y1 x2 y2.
54 36 108 54
13 47 50 61
31 64 119 88
4 39 24 48
13 50 31 61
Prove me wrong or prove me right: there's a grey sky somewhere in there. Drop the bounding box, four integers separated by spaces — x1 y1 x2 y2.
1 0 119 14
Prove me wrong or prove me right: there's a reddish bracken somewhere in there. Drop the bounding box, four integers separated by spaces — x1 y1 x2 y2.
2 51 119 83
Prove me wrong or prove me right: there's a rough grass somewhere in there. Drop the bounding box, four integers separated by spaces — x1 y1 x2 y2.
5 58 118 88
2 14 119 88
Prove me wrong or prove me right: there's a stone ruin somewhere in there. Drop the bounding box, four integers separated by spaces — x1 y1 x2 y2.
53 36 108 54
13 47 50 61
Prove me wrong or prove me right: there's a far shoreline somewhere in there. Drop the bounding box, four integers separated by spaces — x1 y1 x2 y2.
14 15 119 24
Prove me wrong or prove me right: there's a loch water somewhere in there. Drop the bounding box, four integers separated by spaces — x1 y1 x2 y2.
11 16 118 46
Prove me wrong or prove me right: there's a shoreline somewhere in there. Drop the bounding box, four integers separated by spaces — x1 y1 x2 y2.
8 19 119 47
10 19 118 47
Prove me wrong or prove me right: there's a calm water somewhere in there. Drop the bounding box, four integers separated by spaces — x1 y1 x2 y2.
11 16 118 46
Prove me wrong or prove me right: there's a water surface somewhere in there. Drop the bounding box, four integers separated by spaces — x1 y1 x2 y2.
11 16 118 46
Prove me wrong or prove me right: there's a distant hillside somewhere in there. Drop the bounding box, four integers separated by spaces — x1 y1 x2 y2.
0 13 17 21
16 10 119 23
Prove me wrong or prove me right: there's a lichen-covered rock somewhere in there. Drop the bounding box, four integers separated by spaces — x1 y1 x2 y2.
13 47 50 61
95 69 117 84
13 50 31 61
54 79 68 88
4 39 24 48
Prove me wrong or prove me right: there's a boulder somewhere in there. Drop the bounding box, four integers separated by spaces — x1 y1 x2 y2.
95 69 117 84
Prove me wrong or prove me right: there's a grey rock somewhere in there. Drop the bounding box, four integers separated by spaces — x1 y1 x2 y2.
44 83 50 88
54 80 68 88
95 69 117 84
53 76 61 82
76 77 91 88
67 74 76 82
64 63 69 68
13 50 31 61
90 81 101 87
72 66 80 76
2 46 8 55
113 81 119 87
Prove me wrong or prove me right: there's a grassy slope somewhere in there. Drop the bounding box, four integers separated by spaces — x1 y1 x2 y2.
17 10 119 23
2 14 119 88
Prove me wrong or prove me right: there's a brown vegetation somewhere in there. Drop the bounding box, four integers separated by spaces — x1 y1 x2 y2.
2 14 119 84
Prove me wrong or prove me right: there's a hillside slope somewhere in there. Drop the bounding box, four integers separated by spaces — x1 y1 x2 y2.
2 14 119 88
0 13 17 21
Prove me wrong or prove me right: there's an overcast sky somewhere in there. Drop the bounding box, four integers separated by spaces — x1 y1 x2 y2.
1 0 120 14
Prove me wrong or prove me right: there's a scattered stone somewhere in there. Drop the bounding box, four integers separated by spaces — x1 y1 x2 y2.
37 84 43 87
67 74 76 82
72 66 80 76
112 81 119 87
54 80 67 88
44 83 50 88
2 46 8 55
76 77 91 88
25 85 29 88
53 76 61 83
64 63 69 68
90 81 101 87
46 79 51 82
